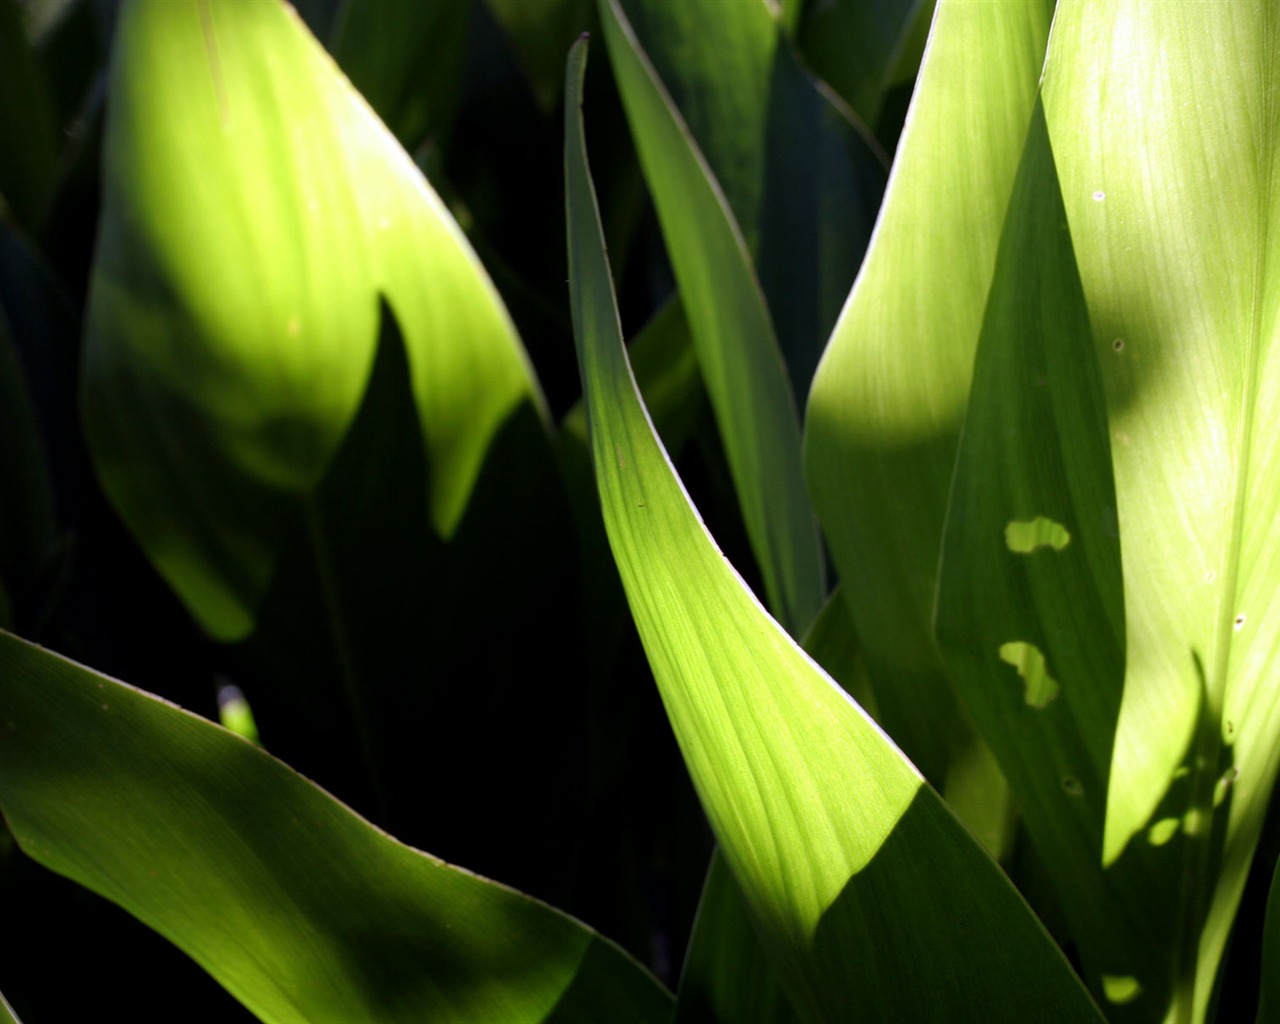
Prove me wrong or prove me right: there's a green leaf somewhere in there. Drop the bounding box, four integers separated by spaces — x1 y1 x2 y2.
600 0 825 635
0 0 58 233
84 0 544 641
0 631 671 1024
613 0 884 404
0 987 21 1024
1260 854 1280 1024
935 99 1166 1016
796 0 922 131
328 0 470 151
485 0 594 112
566 35 1102 1022
804 0 1050 788
1042 3 1280 1017
672 853 797 1024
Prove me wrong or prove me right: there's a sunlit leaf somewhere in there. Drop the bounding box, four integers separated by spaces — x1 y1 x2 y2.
600 0 825 635
1043 3 1280 1017
936 99 1170 1016
84 0 543 640
804 0 1050 794
566 35 1102 1022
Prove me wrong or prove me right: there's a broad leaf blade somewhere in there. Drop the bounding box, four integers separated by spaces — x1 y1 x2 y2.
935 100 1168 1016
1044 3 1280 1017
85 0 542 640
804 0 1050 789
600 0 824 635
0 632 671 1024
566 36 1102 1023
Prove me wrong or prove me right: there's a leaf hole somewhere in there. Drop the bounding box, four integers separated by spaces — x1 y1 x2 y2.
1061 775 1084 796
1101 976 1141 1005
1146 818 1179 847
1000 642 1060 707
1004 517 1070 554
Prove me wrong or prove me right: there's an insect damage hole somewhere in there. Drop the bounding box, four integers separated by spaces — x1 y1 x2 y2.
999 641 1060 707
1004 517 1070 554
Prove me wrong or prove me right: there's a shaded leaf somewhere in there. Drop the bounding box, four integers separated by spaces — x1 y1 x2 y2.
1260 853 1280 1024
0 631 671 1024
672 853 797 1024
485 0 594 112
0 0 59 232
328 0 470 151
936 99 1168 1017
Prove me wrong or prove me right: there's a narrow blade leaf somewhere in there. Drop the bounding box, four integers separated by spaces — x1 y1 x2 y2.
566 35 1101 1023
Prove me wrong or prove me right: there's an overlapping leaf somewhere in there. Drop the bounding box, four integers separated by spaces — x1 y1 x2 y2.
566 35 1101 1022
84 0 544 640
804 0 1050 798
935 100 1165 1018
0 632 671 1024
600 0 825 635
1040 3 1280 1018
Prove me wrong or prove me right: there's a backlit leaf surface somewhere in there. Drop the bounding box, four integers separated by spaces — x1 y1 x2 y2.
84 0 542 640
566 36 1101 1023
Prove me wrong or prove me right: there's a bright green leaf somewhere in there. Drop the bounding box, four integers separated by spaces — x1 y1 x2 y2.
804 0 1050 792
0 631 671 1024
84 0 543 640
1043 3 1280 1017
600 0 825 635
566 35 1102 1022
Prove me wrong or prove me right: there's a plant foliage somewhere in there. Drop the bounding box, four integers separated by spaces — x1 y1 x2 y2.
0 1 1277 1022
